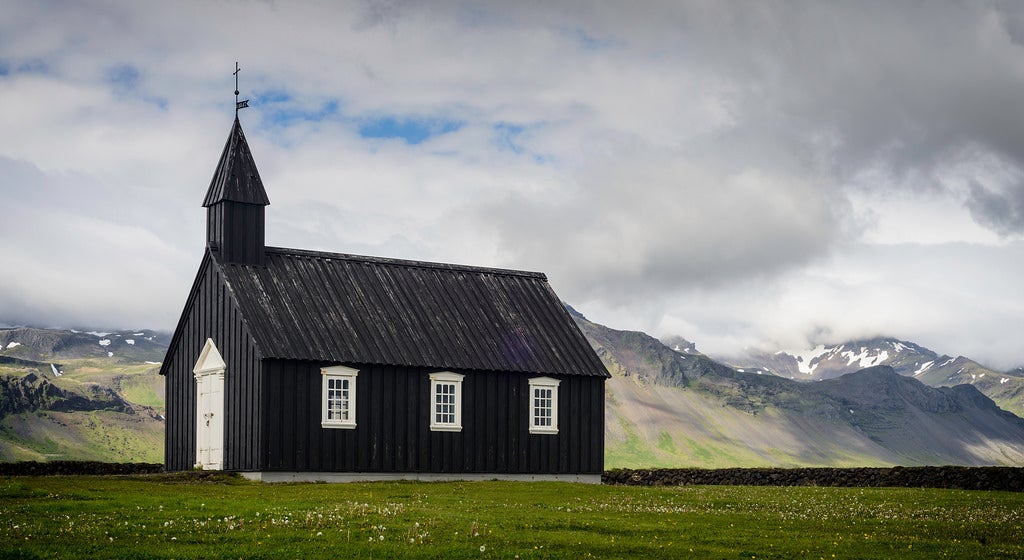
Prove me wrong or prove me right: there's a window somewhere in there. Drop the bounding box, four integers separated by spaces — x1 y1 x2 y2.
429 371 464 432
529 377 560 434
322 365 358 429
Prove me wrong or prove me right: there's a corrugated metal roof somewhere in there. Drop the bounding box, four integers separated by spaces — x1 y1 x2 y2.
214 247 609 377
202 117 270 207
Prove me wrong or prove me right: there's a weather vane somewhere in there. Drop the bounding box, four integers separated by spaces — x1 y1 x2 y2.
234 62 249 115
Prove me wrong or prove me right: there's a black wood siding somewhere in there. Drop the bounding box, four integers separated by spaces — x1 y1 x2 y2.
163 252 263 471
261 360 604 474
206 202 265 265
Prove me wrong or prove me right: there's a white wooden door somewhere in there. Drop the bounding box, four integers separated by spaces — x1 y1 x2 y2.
196 372 224 469
193 338 226 470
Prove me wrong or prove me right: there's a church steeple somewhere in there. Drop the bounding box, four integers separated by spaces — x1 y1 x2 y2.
203 117 270 265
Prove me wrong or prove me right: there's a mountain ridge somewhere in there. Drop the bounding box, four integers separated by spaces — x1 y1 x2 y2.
714 336 1024 417
0 327 169 363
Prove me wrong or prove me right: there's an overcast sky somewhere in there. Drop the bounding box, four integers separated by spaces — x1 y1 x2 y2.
3 1 1024 369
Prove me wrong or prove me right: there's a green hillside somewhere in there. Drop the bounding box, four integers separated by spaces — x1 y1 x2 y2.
0 333 166 463
570 311 1024 468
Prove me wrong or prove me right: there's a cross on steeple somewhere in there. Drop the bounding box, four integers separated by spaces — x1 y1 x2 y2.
234 62 249 115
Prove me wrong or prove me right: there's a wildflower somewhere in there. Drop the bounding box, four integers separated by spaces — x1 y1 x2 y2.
379 535 384 541
480 545 486 552
316 532 322 537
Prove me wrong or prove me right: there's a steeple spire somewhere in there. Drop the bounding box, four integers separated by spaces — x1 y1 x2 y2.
203 117 269 207
203 93 269 264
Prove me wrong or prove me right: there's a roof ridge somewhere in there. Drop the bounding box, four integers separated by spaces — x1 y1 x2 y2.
261 246 547 279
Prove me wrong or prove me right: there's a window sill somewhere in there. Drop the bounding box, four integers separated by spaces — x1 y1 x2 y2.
322 422 356 429
429 425 462 432
530 427 558 435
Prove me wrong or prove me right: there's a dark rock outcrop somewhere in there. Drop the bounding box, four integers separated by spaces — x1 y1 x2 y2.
0 374 134 417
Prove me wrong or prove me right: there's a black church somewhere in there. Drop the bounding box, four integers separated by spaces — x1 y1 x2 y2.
160 116 609 482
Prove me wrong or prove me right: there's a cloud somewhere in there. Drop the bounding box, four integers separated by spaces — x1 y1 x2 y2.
0 157 195 330
478 147 839 303
966 180 1024 235
2 0 1024 367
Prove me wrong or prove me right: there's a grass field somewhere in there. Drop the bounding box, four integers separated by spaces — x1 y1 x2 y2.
1 475 1021 559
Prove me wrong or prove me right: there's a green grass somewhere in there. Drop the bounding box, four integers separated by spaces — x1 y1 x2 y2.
0 475 1021 559
0 410 164 463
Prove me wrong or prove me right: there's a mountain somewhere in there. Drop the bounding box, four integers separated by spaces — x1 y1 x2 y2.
718 337 1024 417
4 320 1024 469
0 327 168 363
571 311 1024 468
0 327 166 462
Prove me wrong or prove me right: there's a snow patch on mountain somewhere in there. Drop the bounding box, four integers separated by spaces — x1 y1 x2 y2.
5 342 21 349
98 339 111 347
841 347 889 368
891 341 910 353
789 345 829 374
914 361 934 376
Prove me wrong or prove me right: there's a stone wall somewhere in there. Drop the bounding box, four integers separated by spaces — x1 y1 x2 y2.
2 462 1021 491
0 461 162 476
603 467 1024 492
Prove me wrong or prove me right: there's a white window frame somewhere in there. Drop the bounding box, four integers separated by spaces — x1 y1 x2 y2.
429 371 464 432
529 376 560 434
321 365 358 429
